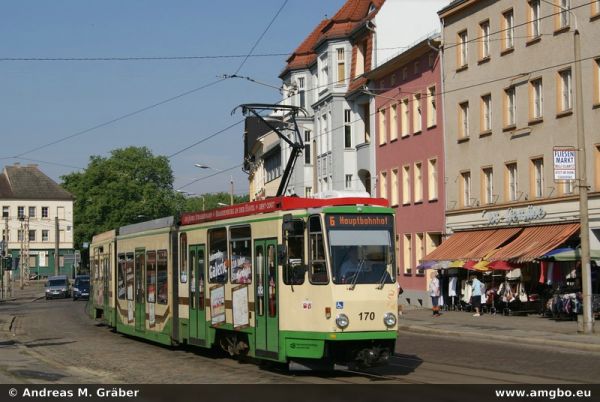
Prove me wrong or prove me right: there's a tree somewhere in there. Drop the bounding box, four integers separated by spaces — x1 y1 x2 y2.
179 192 249 213
61 146 178 248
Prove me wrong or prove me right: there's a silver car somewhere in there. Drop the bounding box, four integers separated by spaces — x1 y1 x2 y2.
45 275 70 299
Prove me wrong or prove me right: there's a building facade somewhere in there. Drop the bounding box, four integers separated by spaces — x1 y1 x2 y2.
1 164 75 279
279 0 384 198
368 35 446 306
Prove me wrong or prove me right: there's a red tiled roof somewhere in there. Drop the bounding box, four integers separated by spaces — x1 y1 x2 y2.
281 0 384 77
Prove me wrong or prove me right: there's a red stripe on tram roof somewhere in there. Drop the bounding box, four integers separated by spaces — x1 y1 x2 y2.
180 196 389 226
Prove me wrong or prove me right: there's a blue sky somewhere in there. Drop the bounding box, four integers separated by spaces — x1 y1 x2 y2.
0 0 346 195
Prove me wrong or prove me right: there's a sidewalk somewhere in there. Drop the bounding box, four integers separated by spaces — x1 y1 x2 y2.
398 308 600 352
0 282 45 333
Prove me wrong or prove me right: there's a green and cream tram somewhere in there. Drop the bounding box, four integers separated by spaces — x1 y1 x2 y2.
90 197 399 369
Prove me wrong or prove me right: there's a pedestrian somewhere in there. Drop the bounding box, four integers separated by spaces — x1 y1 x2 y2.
429 270 441 317
471 274 483 317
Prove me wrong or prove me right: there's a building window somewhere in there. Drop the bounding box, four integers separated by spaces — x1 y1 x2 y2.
563 180 574 195
401 98 409 137
402 165 411 204
379 171 388 200
414 162 423 203
18 206 25 219
413 93 422 133
506 162 518 201
457 30 468 68
403 234 412 275
460 171 472 207
28 206 36 218
594 145 600 191
2 206 8 218
17 230 23 242
304 130 311 164
391 73 396 86
594 59 600 105
427 86 437 128
427 158 438 201
529 0 541 39
414 61 420 74
502 9 514 51
481 94 492 133
529 78 544 120
305 187 312 197
336 48 345 84
40 230 48 242
402 67 408 80
556 0 571 30
28 230 36 242
459 101 469 139
480 20 490 60
343 110 352 148
297 77 306 108
41 206 49 218
594 0 600 16
356 40 367 77
390 104 398 140
558 69 572 112
345 174 353 190
391 169 399 206
265 150 282 182
532 158 544 198
504 86 516 127
319 53 328 88
378 108 387 145
482 167 494 204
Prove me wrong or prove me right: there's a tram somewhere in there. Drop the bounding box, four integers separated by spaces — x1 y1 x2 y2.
90 196 399 369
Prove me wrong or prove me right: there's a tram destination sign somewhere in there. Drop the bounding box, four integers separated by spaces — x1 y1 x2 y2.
553 147 576 181
326 214 393 230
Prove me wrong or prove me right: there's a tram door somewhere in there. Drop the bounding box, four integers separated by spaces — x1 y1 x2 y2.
254 239 279 358
102 247 110 312
134 250 146 332
189 244 207 345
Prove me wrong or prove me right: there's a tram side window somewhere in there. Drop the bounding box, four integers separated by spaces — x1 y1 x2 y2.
230 226 252 284
180 233 188 283
157 250 168 305
208 228 228 284
283 219 306 285
125 252 134 301
117 253 126 300
94 249 100 279
309 216 328 284
146 251 157 303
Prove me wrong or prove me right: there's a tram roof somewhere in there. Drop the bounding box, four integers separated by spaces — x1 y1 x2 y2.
180 196 389 226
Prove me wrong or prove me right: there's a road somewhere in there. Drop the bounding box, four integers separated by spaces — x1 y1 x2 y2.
1 297 599 384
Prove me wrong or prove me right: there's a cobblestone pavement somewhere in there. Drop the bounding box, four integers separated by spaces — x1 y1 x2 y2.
1 284 598 384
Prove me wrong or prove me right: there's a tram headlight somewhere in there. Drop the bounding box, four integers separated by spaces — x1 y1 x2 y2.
383 312 397 328
335 313 349 329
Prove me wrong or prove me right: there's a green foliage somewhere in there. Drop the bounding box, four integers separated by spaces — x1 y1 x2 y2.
61 147 178 248
179 192 249 213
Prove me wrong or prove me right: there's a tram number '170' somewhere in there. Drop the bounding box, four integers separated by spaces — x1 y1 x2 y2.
359 312 375 320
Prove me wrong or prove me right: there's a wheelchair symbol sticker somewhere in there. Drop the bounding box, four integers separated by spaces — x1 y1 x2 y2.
336 301 344 309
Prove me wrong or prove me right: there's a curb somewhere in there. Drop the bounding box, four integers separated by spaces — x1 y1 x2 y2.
397 323 600 353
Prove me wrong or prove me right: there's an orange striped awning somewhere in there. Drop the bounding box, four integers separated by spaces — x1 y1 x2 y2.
423 228 519 262
490 223 580 263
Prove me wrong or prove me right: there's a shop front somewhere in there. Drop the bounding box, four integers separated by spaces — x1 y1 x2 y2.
421 202 600 319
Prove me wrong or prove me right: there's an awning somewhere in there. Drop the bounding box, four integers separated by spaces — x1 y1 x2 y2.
540 247 600 261
490 223 580 263
422 228 521 262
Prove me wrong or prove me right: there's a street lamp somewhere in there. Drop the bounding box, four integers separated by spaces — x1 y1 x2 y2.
194 164 234 205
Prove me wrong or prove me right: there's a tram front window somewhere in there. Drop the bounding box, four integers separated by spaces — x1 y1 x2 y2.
329 229 395 285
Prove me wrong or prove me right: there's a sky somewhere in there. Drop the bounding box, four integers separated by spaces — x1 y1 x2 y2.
0 0 445 197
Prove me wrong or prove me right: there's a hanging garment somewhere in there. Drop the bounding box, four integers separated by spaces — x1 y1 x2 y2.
448 276 457 297
539 261 548 284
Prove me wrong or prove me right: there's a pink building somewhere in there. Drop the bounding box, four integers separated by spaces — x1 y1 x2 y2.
367 36 445 306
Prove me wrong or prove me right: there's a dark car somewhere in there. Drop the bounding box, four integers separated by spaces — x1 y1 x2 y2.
45 275 70 299
72 275 90 301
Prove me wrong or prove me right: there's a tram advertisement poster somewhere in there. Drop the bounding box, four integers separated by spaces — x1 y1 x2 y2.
232 285 249 329
210 285 226 326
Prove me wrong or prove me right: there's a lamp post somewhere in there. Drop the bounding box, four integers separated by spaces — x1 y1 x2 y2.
541 0 592 333
194 164 234 205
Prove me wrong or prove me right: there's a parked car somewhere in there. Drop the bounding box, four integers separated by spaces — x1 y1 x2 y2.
72 275 90 301
45 275 70 299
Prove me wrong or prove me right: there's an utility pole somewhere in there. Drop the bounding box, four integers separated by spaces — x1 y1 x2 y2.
573 28 593 334
19 216 24 289
23 216 29 287
230 176 234 205
54 216 60 276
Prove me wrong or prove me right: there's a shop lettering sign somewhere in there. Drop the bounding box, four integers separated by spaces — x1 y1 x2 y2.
482 205 546 225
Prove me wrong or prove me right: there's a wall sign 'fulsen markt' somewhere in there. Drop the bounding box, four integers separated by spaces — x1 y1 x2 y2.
553 147 577 181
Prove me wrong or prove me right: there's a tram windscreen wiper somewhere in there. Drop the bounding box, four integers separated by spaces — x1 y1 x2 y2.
376 266 391 289
349 257 365 291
